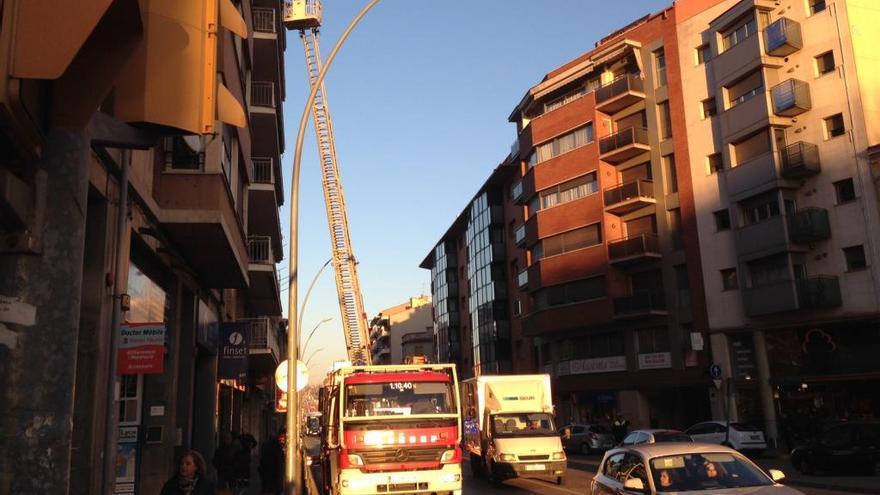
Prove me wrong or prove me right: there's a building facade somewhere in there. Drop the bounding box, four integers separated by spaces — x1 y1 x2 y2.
368 296 434 365
0 1 289 493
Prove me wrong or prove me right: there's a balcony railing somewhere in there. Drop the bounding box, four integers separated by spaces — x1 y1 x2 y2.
402 332 431 346
797 275 842 309
241 316 280 362
596 74 645 113
253 7 276 33
764 17 802 57
780 141 820 178
772 79 811 117
248 236 273 264
604 179 654 207
251 81 275 108
252 157 273 184
788 208 831 242
599 127 650 163
613 290 666 316
608 234 661 262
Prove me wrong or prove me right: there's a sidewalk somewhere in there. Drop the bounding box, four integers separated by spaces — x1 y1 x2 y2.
565 454 880 494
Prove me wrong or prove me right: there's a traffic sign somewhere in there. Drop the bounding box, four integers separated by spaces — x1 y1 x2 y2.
709 364 722 379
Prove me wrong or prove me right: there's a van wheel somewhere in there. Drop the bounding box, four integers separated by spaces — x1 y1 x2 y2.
556 476 565 485
580 443 591 455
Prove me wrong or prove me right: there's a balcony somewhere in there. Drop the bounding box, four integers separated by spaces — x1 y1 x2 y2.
603 179 655 215
251 81 276 109
402 331 432 346
780 142 820 179
772 79 811 117
511 181 524 204
599 127 650 164
514 224 526 246
613 291 667 318
243 317 281 372
595 74 646 114
788 208 831 243
764 17 802 57
608 234 661 267
724 151 788 202
253 7 277 34
797 275 842 309
247 236 282 316
248 158 283 262
518 269 529 288
735 215 790 261
743 279 799 316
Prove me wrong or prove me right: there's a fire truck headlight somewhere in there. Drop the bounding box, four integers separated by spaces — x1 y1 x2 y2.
499 453 516 462
346 454 365 466
442 473 462 483
440 449 457 463
552 451 565 460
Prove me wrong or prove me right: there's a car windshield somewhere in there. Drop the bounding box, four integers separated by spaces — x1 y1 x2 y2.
344 381 455 418
650 452 772 492
492 413 557 437
653 432 693 443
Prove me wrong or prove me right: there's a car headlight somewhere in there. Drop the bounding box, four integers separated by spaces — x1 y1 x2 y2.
552 451 565 460
499 453 516 462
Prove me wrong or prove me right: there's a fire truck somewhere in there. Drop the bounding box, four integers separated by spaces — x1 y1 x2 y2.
319 363 463 495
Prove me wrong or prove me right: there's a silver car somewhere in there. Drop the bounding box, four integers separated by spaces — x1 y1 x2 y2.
621 429 693 446
590 443 803 495
563 423 615 454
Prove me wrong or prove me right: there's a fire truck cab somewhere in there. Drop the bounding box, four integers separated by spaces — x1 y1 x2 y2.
319 363 463 495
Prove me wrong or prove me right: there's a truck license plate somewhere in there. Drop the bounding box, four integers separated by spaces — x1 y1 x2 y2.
390 474 416 483
525 464 545 471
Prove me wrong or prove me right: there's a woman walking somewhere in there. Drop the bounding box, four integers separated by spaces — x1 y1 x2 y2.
160 450 216 495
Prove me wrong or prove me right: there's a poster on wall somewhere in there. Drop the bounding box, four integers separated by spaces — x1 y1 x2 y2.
115 426 140 494
118 323 166 375
219 321 250 380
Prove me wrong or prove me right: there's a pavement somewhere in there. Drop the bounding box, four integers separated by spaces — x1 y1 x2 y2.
565 452 880 495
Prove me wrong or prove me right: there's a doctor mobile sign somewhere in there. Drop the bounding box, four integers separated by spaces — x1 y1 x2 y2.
219 321 250 380
118 322 166 375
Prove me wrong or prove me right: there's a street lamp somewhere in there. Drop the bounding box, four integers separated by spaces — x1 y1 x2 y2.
301 317 332 359
305 348 325 368
286 2 382 493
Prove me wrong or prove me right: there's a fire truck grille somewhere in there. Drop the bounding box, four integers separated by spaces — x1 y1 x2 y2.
356 446 446 465
518 454 549 461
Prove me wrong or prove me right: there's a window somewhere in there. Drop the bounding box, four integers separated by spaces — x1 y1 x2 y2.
714 209 731 231
513 298 522 316
844 245 867 271
637 327 670 354
701 97 717 119
669 208 683 250
722 16 758 51
809 0 826 15
163 136 204 170
534 276 606 310
742 195 780 225
721 268 739 290
664 154 678 193
824 113 846 139
727 70 763 108
816 51 835 76
535 172 598 211
658 101 673 139
655 48 667 87
707 153 723 174
834 178 856 203
603 453 626 479
527 123 594 166
695 44 711 65
533 224 602 260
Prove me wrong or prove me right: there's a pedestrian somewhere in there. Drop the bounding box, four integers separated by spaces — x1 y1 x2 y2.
160 450 215 495
612 414 630 443
259 429 285 494
212 430 239 489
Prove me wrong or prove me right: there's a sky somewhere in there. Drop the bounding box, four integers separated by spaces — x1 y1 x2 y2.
278 0 671 382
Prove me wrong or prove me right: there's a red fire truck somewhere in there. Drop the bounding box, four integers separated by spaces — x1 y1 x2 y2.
319 363 462 495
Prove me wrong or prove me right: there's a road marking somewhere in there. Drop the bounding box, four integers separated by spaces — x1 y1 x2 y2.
511 477 586 495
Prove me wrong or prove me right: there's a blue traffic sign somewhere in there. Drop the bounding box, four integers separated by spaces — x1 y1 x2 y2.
709 364 722 379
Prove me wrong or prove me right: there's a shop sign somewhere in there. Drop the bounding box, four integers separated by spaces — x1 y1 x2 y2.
559 356 627 376
730 334 756 380
118 323 165 375
219 321 250 380
115 426 140 494
638 352 672 370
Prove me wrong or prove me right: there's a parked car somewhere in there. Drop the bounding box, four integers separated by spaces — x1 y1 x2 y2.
563 423 616 454
621 429 693 446
791 420 880 476
686 421 767 453
590 443 802 495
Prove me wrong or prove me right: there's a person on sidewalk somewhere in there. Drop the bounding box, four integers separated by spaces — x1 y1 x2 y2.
212 431 239 490
612 414 630 443
161 450 216 495
259 429 285 495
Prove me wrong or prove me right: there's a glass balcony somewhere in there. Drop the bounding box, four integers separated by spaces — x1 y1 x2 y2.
514 224 526 246
788 208 831 243
603 179 655 215
599 127 650 164
511 181 523 204
608 234 661 267
613 290 666 318
518 270 528 288
772 79 811 117
797 275 842 309
780 141 820 179
764 17 802 57
595 74 645 114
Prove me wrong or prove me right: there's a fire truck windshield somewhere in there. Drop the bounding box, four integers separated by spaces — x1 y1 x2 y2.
344 381 455 417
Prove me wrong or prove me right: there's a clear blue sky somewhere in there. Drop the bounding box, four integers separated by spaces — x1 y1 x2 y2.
279 0 671 381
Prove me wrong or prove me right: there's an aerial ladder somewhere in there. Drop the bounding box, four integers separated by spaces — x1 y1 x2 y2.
283 0 371 365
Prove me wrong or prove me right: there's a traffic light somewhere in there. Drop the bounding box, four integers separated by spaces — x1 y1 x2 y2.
113 0 247 135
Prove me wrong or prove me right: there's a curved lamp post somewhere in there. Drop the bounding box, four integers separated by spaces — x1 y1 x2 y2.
301 317 332 359
286 1 382 492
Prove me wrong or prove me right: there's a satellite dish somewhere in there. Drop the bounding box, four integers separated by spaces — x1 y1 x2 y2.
182 135 203 153
275 360 309 392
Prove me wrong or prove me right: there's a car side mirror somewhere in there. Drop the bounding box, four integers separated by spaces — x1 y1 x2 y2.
623 478 646 492
768 469 785 482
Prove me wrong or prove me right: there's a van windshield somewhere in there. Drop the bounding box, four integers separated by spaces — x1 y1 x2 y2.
491 413 557 437
344 381 455 418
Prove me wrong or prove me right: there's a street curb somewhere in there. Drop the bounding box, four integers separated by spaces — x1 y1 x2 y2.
565 459 880 494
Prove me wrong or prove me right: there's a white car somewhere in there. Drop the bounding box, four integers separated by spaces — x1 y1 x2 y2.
685 421 767 453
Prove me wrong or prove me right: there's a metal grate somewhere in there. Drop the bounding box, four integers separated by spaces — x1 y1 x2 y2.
253 8 276 33
252 157 274 184
248 236 273 264
251 81 275 107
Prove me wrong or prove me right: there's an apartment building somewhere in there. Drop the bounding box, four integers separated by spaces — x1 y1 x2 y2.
0 1 288 493
369 295 434 365
676 0 880 446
